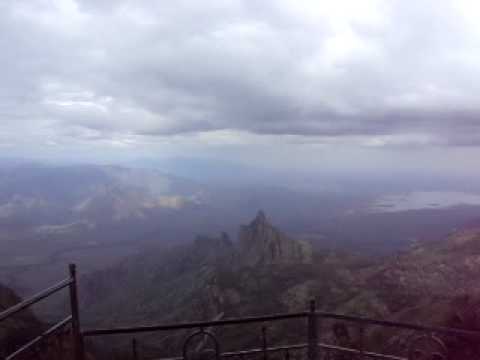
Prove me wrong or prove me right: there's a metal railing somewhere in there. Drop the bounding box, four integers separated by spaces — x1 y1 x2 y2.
4 264 480 360
0 264 84 360
82 299 480 360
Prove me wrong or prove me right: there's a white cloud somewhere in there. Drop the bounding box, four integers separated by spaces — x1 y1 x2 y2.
2 0 480 172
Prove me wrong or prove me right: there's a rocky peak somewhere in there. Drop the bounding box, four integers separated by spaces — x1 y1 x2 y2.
238 211 312 266
253 210 267 226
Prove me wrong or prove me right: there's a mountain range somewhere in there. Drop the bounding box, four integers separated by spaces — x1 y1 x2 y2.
4 162 480 301
75 211 480 359
3 210 480 358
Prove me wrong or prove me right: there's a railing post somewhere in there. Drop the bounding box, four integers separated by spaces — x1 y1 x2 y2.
69 264 85 360
261 326 268 360
308 299 318 360
132 338 138 360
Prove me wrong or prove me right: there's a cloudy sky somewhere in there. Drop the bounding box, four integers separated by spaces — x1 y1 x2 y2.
2 0 480 175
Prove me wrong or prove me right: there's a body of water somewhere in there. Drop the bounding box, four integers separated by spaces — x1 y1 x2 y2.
371 191 480 212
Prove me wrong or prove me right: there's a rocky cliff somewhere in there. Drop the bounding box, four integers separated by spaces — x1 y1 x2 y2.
238 210 312 266
80 211 317 322
77 212 370 359
77 212 480 359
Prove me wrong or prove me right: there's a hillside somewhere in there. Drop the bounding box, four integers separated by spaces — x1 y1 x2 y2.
0 164 222 296
77 212 480 359
80 211 369 323
78 212 375 357
353 226 480 320
5 163 480 306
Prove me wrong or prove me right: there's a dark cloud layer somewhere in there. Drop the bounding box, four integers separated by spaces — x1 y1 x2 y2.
2 0 480 163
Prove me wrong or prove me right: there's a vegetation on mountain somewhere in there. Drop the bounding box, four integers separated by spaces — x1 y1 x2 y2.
76 212 480 359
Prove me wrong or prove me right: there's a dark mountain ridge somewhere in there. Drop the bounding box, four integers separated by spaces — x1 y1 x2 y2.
76 211 422 325
77 211 480 359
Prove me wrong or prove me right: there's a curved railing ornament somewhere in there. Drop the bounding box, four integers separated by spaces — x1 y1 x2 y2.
407 334 448 360
183 329 220 360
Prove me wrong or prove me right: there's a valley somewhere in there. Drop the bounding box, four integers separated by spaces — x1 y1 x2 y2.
3 163 480 359
2 163 480 296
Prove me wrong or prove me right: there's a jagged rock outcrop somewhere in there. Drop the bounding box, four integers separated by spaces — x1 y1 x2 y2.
80 212 318 327
73 212 480 359
78 212 370 358
238 210 312 266
79 232 240 326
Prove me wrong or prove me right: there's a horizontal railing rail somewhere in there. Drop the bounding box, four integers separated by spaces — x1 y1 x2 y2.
83 310 480 339
82 312 308 337
5 315 73 360
5 264 480 360
1 264 84 360
315 311 480 339
318 343 405 360
151 343 310 360
83 301 480 360
152 343 408 360
0 278 72 322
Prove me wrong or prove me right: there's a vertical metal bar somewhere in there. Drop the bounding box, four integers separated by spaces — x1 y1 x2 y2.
59 331 66 360
54 334 61 360
358 324 365 359
69 264 85 360
358 325 365 359
262 326 268 360
308 299 318 360
132 338 138 360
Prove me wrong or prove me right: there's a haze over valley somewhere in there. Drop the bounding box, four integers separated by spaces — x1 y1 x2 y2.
2 160 480 301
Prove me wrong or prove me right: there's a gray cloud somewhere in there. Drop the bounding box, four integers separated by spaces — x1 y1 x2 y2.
2 0 480 165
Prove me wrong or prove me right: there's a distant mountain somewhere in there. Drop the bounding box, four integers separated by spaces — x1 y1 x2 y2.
0 164 205 225
0 163 220 295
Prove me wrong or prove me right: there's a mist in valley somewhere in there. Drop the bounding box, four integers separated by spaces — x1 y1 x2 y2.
1 159 480 298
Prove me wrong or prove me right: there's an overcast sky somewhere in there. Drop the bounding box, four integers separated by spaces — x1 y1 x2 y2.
2 0 480 175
